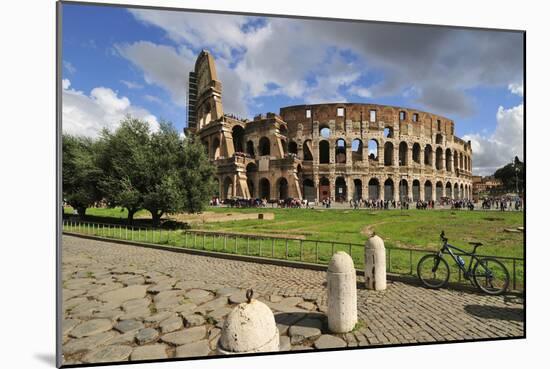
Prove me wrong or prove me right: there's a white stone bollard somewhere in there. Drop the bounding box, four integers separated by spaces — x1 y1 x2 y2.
327 251 357 333
364 234 387 291
217 290 280 354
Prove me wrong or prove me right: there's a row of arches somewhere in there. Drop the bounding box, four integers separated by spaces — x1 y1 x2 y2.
312 177 472 202
220 172 472 202
205 125 472 172
318 125 446 144
313 139 471 171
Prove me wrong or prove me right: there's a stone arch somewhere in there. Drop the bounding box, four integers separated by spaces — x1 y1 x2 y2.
223 176 233 200
436 147 444 170
200 102 212 128
399 179 409 201
424 144 433 166
303 139 313 161
277 177 289 200
280 138 288 155
368 139 379 161
335 138 346 164
212 137 221 159
453 183 459 200
319 140 330 164
232 125 245 153
384 127 394 138
399 142 408 166
436 133 443 145
353 178 362 200
259 137 270 156
259 178 270 200
213 177 220 198
412 143 421 164
246 162 257 173
424 180 433 202
319 176 330 201
384 142 394 166
288 140 298 155
384 178 394 201
445 181 452 198
368 178 380 200
454 151 458 169
247 179 255 198
335 176 347 202
352 139 363 162
460 183 464 199
246 140 255 156
319 125 331 139
412 179 421 201
436 181 444 201
303 178 315 202
459 153 464 169
445 149 452 172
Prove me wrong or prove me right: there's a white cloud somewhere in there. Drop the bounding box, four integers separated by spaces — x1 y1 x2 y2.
462 103 523 175
115 40 249 116
129 9 250 59
508 82 524 97
349 85 372 98
62 79 159 138
120 80 143 89
123 10 523 120
63 60 77 74
115 41 194 106
144 94 162 104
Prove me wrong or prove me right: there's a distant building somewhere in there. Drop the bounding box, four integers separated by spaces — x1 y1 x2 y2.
187 50 473 203
472 175 503 200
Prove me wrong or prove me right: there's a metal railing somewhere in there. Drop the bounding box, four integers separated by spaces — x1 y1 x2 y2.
62 220 524 291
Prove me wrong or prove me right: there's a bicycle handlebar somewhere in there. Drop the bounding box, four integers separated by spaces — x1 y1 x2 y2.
440 230 448 242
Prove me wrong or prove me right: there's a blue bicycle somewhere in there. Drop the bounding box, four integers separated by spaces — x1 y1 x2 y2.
417 231 510 295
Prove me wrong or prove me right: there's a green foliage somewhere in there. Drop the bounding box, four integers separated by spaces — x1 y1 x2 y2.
95 116 215 223
178 134 216 214
62 134 103 216
493 156 524 194
97 117 152 222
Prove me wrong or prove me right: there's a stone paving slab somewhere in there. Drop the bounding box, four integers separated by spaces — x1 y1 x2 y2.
61 235 524 365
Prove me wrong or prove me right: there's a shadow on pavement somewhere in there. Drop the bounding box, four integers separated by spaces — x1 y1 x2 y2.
275 312 326 328
464 304 524 322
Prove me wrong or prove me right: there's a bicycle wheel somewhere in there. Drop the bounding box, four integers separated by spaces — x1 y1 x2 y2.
473 257 510 295
417 254 450 289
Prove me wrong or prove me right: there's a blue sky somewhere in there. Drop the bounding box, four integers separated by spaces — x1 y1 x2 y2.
61 3 524 175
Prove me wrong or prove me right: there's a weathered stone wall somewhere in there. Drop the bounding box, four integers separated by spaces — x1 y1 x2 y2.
201 103 473 202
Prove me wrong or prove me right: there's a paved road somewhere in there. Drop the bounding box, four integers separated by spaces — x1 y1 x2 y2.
61 235 524 365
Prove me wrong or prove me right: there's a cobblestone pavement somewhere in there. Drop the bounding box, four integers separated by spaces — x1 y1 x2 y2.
61 235 524 365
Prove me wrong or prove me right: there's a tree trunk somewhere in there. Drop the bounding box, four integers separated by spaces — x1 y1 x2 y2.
77 206 87 219
151 211 163 227
127 209 136 225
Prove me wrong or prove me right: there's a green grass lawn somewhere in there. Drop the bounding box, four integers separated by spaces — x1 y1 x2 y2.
63 206 524 289
196 207 524 257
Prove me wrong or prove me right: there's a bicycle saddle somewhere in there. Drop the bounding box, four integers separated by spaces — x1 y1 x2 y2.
468 241 483 246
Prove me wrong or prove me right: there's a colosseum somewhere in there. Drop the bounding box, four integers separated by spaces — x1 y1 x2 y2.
187 50 473 203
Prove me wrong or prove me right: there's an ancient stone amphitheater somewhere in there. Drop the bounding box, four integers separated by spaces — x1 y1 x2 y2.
187 50 473 203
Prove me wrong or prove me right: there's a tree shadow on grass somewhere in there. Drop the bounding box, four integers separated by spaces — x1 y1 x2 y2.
464 304 524 322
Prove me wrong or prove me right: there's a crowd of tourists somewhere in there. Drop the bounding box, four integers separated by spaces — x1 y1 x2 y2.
211 195 522 211
481 197 523 211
